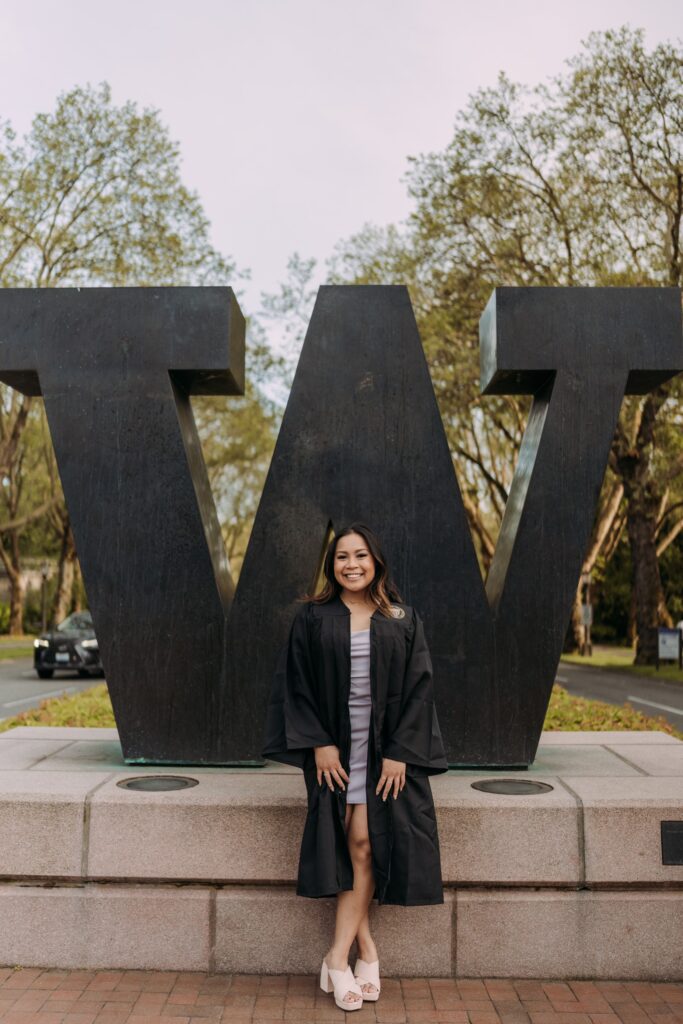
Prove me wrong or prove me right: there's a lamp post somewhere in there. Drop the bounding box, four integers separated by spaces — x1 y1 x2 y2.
41 561 49 634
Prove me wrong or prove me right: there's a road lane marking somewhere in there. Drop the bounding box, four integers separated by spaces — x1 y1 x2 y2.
555 676 569 683
626 696 683 718
3 687 80 709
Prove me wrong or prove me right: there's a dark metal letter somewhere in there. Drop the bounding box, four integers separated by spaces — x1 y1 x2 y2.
0 285 680 767
0 287 244 763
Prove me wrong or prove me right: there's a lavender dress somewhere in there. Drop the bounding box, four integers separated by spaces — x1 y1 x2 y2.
346 627 372 803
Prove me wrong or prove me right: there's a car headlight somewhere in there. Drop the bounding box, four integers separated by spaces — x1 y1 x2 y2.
80 638 98 649
34 638 49 648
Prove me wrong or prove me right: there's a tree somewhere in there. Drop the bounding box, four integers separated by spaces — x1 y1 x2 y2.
0 400 56 632
0 83 279 627
192 317 283 581
329 26 683 663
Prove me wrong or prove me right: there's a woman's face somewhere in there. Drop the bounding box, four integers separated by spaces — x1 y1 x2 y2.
333 532 377 598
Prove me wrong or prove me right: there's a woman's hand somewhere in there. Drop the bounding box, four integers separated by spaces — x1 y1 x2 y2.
376 756 406 800
314 744 350 791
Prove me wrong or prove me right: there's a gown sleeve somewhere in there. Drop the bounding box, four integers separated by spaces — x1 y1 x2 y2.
261 602 336 770
381 608 449 775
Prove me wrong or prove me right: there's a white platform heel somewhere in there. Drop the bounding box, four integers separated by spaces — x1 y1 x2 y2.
353 957 381 1000
320 957 364 1011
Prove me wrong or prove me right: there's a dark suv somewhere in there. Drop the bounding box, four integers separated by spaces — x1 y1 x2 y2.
33 610 104 680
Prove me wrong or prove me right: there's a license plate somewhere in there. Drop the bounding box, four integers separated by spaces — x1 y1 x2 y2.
55 653 69 663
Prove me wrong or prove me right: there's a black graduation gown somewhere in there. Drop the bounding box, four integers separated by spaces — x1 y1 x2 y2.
261 594 449 906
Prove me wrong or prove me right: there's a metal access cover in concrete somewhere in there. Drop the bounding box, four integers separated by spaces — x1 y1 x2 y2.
470 779 554 795
116 776 199 792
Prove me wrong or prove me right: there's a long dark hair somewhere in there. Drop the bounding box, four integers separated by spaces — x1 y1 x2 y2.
299 521 403 619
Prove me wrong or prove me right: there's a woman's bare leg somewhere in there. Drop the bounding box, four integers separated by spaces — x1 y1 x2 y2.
324 803 378 1000
348 803 378 994
349 801 378 972
355 905 378 968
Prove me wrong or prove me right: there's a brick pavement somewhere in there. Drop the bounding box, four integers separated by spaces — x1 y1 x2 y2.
0 969 682 1024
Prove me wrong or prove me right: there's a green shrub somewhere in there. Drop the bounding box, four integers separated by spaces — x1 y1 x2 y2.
545 684 682 738
1 681 680 742
0 683 114 732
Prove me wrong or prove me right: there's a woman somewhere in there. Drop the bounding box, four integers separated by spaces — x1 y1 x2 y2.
261 522 448 1012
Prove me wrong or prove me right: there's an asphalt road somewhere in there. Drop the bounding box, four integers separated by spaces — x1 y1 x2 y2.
0 656 99 723
556 659 683 730
1 652 682 732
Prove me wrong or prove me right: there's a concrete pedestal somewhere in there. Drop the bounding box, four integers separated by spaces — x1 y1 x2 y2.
0 727 681 979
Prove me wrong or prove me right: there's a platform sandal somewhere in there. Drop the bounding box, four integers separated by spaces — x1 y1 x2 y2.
319 957 364 1011
353 957 381 1000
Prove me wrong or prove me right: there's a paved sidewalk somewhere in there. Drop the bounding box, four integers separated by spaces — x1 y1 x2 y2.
0 969 682 1024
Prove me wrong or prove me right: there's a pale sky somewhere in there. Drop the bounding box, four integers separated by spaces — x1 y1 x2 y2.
1 1 681 316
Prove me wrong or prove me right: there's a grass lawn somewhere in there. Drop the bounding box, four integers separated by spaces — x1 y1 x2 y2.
0 683 114 733
0 635 35 660
562 644 683 684
0 647 34 660
1 680 681 741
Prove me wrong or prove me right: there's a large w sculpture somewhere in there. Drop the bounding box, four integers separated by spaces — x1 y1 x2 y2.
0 285 680 766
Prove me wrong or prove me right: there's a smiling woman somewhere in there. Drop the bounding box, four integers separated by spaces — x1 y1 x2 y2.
261 521 448 1011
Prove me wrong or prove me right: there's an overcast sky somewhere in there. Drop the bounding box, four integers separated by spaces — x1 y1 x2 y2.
1 1 680 315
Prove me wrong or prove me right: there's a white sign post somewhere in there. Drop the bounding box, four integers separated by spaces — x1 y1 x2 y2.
657 627 682 669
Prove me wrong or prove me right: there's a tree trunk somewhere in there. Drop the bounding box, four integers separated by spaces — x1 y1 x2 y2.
565 480 624 652
0 533 24 635
613 389 672 665
72 559 84 612
625 486 672 663
567 585 583 651
50 519 77 626
627 586 637 646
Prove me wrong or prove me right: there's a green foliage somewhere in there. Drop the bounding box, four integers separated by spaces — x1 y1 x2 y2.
544 683 682 739
0 683 114 733
588 531 683 645
0 81 283 595
260 253 319 366
193 380 279 580
660 532 683 626
0 82 238 288
2 681 680 744
590 539 633 643
0 645 33 659
327 26 683 592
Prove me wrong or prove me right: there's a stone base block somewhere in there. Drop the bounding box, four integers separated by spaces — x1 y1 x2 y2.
214 887 454 976
456 889 683 981
0 882 210 970
0 727 682 978
1 883 682 979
